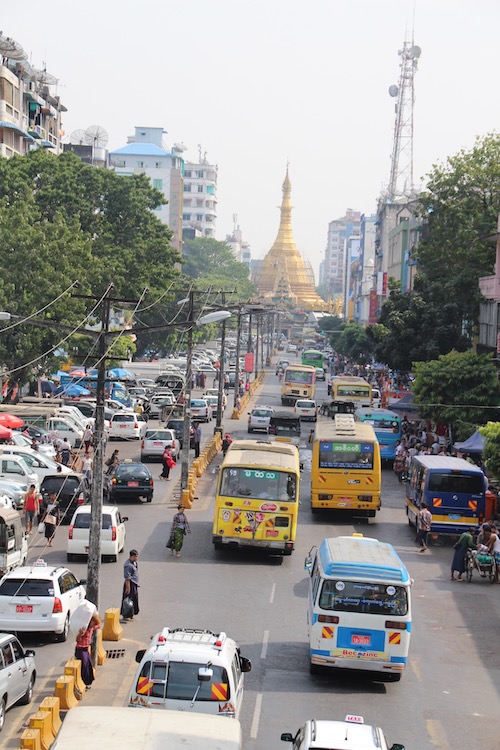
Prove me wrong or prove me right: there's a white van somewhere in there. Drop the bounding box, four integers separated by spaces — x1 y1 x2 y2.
51 706 242 750
0 455 39 491
129 628 251 718
0 447 72 482
0 508 28 574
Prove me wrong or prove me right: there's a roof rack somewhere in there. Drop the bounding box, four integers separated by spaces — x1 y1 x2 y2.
333 414 356 434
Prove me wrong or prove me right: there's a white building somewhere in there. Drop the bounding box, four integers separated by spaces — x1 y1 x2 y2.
182 154 217 238
320 210 361 300
109 127 184 253
226 222 251 273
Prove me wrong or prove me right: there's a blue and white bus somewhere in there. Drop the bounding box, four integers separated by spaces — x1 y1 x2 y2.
405 455 487 535
354 408 402 460
305 535 411 682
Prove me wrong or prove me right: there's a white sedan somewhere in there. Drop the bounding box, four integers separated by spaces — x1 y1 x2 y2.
108 413 148 440
141 428 180 461
0 447 72 483
67 504 127 562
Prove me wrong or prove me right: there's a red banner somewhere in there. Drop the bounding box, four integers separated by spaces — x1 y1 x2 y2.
368 290 378 324
244 353 254 373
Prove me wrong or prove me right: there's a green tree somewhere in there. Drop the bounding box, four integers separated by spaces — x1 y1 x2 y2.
335 323 374 364
319 316 345 350
412 350 499 440
182 238 255 298
479 422 500 480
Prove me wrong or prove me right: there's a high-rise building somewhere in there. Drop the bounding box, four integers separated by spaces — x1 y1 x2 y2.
182 153 217 238
109 127 184 253
226 221 251 273
0 33 66 158
322 211 361 302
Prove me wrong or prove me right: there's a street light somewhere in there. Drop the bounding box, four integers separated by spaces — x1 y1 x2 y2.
0 312 11 321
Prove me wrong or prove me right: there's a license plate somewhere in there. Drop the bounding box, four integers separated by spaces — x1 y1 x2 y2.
119 424 127 429
153 441 162 445
351 634 371 646
127 481 139 487
448 514 460 520
16 604 33 613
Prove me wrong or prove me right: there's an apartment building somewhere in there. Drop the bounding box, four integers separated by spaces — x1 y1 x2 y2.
182 157 217 238
320 210 361 301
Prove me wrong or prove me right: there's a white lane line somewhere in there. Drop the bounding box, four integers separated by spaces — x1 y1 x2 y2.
426 718 450 749
269 582 276 604
261 630 269 659
250 692 263 739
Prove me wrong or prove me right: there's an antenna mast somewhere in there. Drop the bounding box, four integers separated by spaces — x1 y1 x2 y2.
387 38 421 199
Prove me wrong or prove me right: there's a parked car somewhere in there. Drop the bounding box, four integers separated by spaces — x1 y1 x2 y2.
204 395 220 414
108 413 148 441
0 455 39 493
294 399 318 422
248 406 274 433
203 388 227 409
0 560 86 642
10 431 56 458
16 424 53 443
141 428 180 461
281 715 405 750
0 633 36 731
104 461 153 503
0 480 29 510
0 447 72 483
148 395 175 419
190 399 212 423
39 473 91 524
166 419 195 449
67 504 127 562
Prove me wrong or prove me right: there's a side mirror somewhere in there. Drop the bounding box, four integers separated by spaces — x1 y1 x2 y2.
390 745 405 750
304 555 313 573
240 656 252 673
280 733 293 743
79 579 87 586
122 516 129 522
135 649 146 663
300 462 304 471
24 649 35 658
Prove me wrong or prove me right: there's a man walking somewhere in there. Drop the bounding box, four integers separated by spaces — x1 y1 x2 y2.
193 424 201 458
122 549 140 619
417 502 432 552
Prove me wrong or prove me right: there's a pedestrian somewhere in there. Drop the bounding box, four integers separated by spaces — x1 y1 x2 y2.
200 372 206 390
31 437 39 452
416 502 432 551
82 453 93 484
393 451 406 483
194 424 201 458
122 549 140 619
24 484 39 535
451 527 476 581
75 611 101 689
222 433 232 456
169 504 191 557
159 447 174 480
42 492 60 547
83 425 93 454
485 524 500 584
236 395 242 411
105 449 119 468
60 438 71 466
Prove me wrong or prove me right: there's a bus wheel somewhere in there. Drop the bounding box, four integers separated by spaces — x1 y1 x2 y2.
383 673 402 682
309 662 321 675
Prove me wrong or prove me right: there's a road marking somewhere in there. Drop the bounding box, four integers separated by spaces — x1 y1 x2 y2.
250 693 263 739
426 719 450 748
410 656 422 682
269 583 276 604
261 630 269 659
113 652 142 706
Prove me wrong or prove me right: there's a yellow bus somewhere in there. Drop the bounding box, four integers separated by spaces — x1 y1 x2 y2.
281 364 316 406
330 376 372 408
212 439 301 555
311 415 381 517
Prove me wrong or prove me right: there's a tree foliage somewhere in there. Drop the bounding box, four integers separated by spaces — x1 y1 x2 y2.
334 323 374 364
479 422 500 481
182 238 255 299
412 350 499 440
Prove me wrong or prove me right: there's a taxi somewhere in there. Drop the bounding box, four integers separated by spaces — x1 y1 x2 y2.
281 715 405 750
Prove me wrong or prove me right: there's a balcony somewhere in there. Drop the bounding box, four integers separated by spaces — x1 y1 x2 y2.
479 274 500 302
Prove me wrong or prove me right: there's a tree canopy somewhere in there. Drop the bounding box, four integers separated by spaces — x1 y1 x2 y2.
479 422 500 481
412 350 499 440
182 238 255 297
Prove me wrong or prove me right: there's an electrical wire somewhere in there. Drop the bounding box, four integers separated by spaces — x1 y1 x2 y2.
0 281 79 334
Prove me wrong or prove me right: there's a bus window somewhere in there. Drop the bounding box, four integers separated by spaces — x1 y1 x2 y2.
219 468 297 502
319 580 408 617
428 472 484 494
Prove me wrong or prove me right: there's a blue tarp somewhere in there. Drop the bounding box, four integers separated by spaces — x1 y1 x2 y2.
454 430 484 453
108 368 134 380
54 384 91 397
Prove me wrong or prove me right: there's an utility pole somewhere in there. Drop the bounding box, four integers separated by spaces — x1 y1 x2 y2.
181 290 194 491
233 308 242 409
215 292 226 435
254 313 260 380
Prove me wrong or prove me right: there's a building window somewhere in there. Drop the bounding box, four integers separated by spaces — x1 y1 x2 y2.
184 185 192 192
153 179 163 190
196 199 203 207
196 170 204 178
137 161 144 168
183 213 191 221
197 185 204 193
196 214 203 221
206 185 215 195
184 170 192 178
155 162 162 168
184 199 191 206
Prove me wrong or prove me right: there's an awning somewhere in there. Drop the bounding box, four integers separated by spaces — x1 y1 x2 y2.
40 140 55 148
0 121 35 141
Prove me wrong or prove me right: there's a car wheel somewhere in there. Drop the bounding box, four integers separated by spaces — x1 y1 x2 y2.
0 696 5 732
19 674 35 705
55 614 70 643
147 496 152 503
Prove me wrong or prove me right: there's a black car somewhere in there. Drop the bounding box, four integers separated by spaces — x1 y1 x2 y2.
104 462 153 503
40 473 91 524
166 418 195 448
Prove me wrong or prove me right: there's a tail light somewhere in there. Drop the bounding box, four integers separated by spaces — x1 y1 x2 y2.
134 422 139 429
111 526 117 541
78 493 85 505
385 621 407 630
68 525 74 539
318 614 339 623
141 440 145 448
112 478 116 485
358 495 373 502
149 479 154 487
53 597 63 613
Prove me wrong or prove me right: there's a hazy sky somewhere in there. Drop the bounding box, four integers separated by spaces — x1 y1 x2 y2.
3 1 500 279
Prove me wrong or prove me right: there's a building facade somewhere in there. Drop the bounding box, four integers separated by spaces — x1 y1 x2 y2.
182 156 217 238
320 210 361 303
226 224 252 273
109 127 184 253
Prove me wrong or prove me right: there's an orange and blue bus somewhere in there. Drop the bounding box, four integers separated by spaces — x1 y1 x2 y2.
405 455 487 535
354 408 402 461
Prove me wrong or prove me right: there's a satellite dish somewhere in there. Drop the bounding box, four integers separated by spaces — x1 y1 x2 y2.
70 129 87 146
33 67 58 86
0 33 26 60
84 125 109 148
173 142 187 151
388 85 399 98
409 45 422 59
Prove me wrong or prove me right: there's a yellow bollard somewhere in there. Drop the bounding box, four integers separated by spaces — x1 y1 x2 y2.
55 675 79 711
181 488 192 509
29 710 55 750
64 658 86 697
20 728 42 750
102 607 123 641
97 629 107 665
193 458 202 477
231 407 240 420
39 697 62 736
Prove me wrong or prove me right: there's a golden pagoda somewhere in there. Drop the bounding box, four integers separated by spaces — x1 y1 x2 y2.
253 169 329 311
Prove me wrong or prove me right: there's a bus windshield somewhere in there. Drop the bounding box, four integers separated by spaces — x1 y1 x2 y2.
285 369 314 385
319 579 408 616
428 472 484 494
362 418 400 433
220 467 297 502
336 385 370 397
319 441 374 470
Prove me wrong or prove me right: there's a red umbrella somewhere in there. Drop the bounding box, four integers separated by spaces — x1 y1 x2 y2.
0 413 24 429
69 369 86 377
0 425 12 440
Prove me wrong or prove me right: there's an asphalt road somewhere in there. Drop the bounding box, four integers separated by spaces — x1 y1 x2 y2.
2 360 500 749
